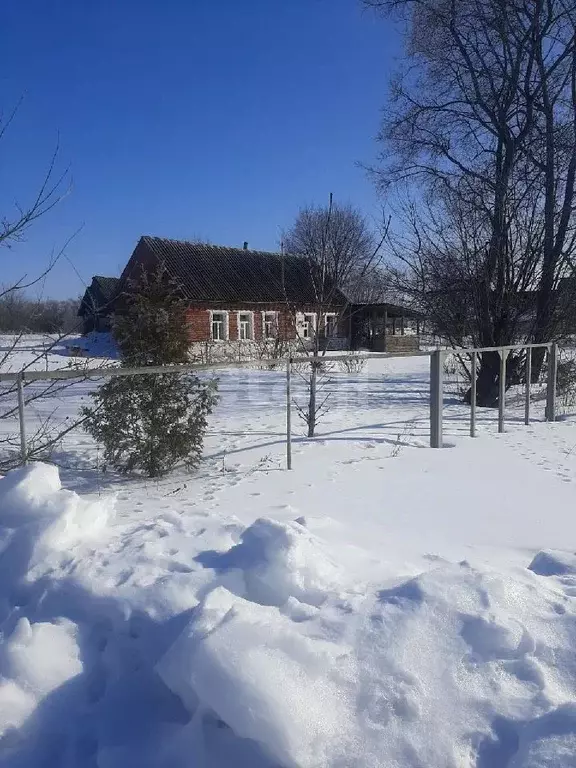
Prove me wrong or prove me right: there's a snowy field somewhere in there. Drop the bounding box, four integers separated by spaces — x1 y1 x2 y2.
1 335 576 766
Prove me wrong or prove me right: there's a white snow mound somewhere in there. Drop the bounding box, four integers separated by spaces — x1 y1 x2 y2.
3 464 576 767
201 516 342 608
529 549 576 577
4 616 82 696
0 463 62 523
0 463 114 567
160 536 576 768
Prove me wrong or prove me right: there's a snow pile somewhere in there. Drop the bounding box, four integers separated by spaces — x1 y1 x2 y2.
195 517 342 609
0 463 112 565
528 549 576 577
3 617 82 696
2 465 576 767
0 617 82 738
160 534 576 767
0 465 114 749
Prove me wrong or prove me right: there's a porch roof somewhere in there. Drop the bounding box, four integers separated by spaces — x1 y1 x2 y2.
351 303 425 320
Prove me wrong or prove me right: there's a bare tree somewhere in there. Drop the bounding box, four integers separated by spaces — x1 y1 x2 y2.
365 0 576 405
0 101 97 469
285 197 386 304
0 294 80 333
284 196 386 435
1 101 70 297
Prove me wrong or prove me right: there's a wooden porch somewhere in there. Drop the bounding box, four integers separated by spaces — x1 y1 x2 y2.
350 303 424 353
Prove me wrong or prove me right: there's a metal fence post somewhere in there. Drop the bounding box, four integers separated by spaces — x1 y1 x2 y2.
470 351 477 438
498 349 508 433
546 343 558 422
430 350 444 448
525 347 532 426
17 374 28 466
286 358 292 469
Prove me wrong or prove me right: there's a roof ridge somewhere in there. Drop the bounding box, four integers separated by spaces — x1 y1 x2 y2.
141 235 281 257
93 275 119 280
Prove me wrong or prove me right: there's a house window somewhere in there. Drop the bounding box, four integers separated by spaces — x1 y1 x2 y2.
211 312 227 341
301 313 316 339
263 311 278 339
325 314 338 338
238 312 253 340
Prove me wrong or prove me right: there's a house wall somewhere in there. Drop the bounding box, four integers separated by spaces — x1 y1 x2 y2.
372 335 420 354
80 314 113 336
185 305 301 343
185 304 348 362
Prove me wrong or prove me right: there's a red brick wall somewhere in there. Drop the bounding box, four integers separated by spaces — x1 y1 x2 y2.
278 309 296 340
185 306 301 342
186 308 210 341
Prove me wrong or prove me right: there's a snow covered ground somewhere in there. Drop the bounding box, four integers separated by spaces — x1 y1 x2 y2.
1 335 576 766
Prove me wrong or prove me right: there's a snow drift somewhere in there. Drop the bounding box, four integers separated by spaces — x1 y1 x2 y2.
1 464 576 767
0 464 113 754
159 544 576 768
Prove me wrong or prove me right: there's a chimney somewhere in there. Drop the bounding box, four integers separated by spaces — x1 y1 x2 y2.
243 241 249 250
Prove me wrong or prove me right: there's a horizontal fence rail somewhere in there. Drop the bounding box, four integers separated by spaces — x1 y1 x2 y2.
1 343 560 470
449 342 552 355
0 357 283 383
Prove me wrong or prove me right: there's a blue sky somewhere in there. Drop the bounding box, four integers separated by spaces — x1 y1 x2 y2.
1 0 401 299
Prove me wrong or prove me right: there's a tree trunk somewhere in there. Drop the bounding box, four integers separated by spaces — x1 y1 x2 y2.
465 350 525 407
530 347 546 384
464 351 500 407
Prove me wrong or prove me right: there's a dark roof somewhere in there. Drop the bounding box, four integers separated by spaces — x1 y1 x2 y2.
122 236 348 306
351 302 425 319
78 276 121 316
92 276 120 301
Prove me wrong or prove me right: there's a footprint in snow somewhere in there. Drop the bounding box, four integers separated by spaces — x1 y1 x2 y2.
360 676 421 727
460 615 534 662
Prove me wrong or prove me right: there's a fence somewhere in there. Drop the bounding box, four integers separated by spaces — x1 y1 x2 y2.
0 341 559 472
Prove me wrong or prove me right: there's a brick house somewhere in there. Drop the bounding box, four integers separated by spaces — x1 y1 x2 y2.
81 235 423 357
95 236 350 359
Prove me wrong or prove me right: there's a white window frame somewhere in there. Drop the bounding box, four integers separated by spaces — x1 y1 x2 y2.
324 312 338 338
262 311 279 339
237 310 254 341
299 312 317 340
209 310 229 341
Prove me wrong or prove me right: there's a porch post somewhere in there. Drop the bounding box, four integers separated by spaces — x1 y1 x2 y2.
383 308 388 352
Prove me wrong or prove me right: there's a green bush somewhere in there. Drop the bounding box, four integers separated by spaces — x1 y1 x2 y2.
83 263 218 477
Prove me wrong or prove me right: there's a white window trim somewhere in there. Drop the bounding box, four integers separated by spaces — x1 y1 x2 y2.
323 312 338 338
262 310 279 339
297 312 317 340
208 309 229 341
237 310 255 341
